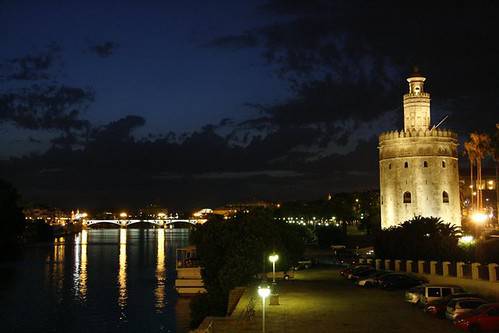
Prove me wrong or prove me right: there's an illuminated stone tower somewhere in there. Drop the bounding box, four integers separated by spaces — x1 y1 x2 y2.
378 71 461 228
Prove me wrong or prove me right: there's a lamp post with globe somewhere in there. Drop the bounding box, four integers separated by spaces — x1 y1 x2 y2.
258 285 271 333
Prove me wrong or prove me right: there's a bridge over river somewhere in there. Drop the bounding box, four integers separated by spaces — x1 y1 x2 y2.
84 219 206 228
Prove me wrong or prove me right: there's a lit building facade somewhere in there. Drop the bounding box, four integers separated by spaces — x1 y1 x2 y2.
379 72 461 228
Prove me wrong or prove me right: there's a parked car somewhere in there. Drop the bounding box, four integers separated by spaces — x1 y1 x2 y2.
258 270 295 280
405 284 465 305
405 285 425 304
357 271 393 287
424 293 481 318
378 274 425 290
293 258 313 270
340 265 370 278
453 303 499 332
349 267 378 281
446 298 489 320
333 248 359 266
347 266 376 280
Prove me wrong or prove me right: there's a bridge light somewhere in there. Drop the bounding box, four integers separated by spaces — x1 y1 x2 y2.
119 212 128 219
157 212 166 219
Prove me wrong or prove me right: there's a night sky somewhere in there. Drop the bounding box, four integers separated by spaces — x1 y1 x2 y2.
1 0 498 211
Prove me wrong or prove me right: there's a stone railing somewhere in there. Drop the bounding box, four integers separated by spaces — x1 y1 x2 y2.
358 258 499 298
358 258 498 283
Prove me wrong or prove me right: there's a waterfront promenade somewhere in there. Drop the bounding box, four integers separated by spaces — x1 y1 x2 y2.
202 268 461 333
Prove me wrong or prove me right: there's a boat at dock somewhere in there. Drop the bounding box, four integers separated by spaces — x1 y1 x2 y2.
175 245 207 295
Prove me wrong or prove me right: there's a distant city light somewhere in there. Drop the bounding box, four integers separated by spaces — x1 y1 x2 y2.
119 212 128 218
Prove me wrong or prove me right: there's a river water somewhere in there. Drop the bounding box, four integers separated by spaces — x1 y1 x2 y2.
0 228 192 333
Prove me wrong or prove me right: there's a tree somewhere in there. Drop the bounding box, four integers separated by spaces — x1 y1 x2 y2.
0 179 26 253
374 216 461 261
465 133 491 211
189 208 307 327
464 139 477 210
473 133 491 211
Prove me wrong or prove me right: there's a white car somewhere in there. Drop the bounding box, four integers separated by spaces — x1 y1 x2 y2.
405 284 464 305
445 297 488 320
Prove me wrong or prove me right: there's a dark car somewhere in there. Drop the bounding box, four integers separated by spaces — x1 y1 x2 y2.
453 303 499 332
349 267 377 281
378 274 424 290
293 257 313 270
346 266 375 280
424 293 481 318
340 265 370 278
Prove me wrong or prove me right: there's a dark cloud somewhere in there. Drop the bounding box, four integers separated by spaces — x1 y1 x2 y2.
91 115 145 142
211 0 499 143
0 125 379 209
86 41 119 58
0 84 93 132
1 43 62 81
28 136 41 143
204 33 258 50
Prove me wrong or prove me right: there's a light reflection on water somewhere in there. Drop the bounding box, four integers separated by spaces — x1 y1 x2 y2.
118 228 127 316
155 228 166 312
73 229 88 301
0 228 190 333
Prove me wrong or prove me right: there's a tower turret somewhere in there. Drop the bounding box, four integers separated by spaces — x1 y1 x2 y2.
403 69 430 132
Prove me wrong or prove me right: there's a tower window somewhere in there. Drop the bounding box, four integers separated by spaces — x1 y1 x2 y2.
404 162 409 168
423 161 428 168
403 191 412 203
388 163 392 170
443 191 449 203
442 161 446 168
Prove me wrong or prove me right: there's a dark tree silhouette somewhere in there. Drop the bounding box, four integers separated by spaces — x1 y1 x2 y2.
374 216 461 261
0 179 26 252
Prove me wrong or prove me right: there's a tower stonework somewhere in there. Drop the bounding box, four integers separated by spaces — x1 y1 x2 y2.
379 73 461 229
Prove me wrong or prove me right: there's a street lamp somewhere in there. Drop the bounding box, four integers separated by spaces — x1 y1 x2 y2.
471 211 488 224
268 253 279 283
258 285 271 333
119 212 127 219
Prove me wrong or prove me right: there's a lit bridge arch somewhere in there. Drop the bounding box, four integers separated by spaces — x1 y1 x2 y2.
84 219 206 228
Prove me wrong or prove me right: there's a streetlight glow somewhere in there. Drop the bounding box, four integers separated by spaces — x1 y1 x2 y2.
268 253 279 283
268 254 279 263
119 212 128 219
458 235 475 246
258 285 271 333
258 285 271 299
471 211 488 224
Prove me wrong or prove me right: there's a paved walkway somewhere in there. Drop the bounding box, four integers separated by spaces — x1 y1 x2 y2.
210 268 461 333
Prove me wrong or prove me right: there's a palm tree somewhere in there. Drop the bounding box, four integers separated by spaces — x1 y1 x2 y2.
491 124 499 224
470 133 491 211
464 140 476 211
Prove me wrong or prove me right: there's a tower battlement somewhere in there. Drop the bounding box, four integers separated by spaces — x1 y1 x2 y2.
379 128 458 141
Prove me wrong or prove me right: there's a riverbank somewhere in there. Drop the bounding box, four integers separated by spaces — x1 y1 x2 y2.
195 268 462 333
